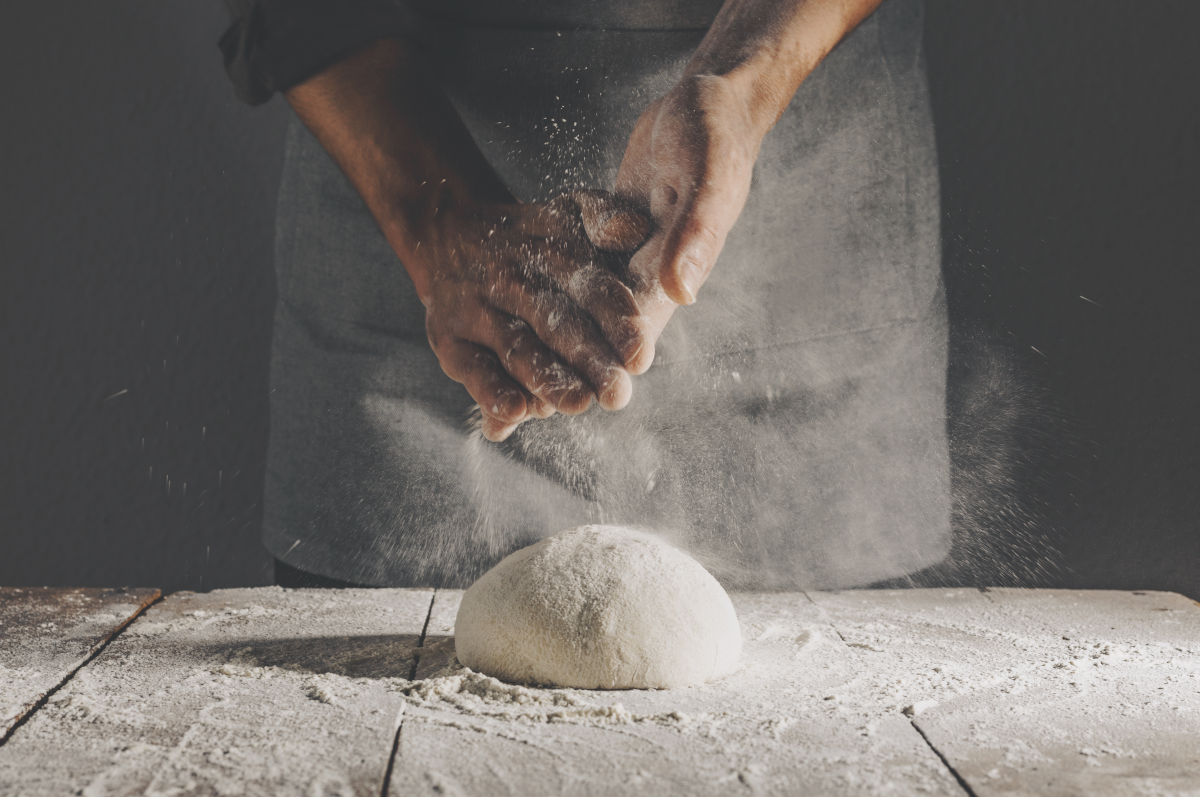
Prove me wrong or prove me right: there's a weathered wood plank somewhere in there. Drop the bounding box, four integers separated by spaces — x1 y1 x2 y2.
0 587 160 740
5 586 1191 795
809 588 1200 796
918 589 1200 796
0 587 433 796
388 591 964 796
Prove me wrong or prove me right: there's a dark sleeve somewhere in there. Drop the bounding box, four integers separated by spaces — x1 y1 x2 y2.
219 0 417 105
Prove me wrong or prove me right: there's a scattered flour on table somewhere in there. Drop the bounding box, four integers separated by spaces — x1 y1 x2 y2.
808 593 1200 790
9 586 1197 796
1 589 422 796
396 659 714 731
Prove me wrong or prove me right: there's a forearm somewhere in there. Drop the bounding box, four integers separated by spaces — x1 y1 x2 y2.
284 38 510 302
685 0 883 136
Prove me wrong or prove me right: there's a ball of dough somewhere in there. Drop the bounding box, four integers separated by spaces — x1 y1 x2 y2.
454 525 742 689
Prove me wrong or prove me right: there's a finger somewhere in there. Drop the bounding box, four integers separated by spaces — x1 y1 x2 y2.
526 392 555 419
520 238 649 371
623 235 674 372
435 338 527 423
480 412 524 442
517 190 651 253
658 145 755 305
515 194 582 241
656 189 730 306
475 310 593 415
491 282 633 412
572 189 652 252
506 197 651 369
530 291 632 412
561 263 652 374
482 386 553 443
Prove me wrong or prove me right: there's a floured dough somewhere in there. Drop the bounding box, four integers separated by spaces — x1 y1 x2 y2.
454 525 741 689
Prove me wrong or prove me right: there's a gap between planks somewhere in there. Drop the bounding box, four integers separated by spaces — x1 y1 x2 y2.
908 718 976 796
800 589 980 796
379 586 440 796
0 590 162 748
8 587 986 794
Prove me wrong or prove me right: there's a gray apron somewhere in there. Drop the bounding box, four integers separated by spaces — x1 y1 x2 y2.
265 0 950 589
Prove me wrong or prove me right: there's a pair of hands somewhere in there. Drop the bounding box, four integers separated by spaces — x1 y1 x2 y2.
421 75 762 440
288 1 883 441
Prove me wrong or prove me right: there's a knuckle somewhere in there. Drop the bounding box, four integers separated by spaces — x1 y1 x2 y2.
683 216 722 248
469 349 499 378
501 333 527 368
566 264 603 301
535 361 582 395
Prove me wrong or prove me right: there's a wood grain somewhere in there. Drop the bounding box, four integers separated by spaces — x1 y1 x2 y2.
388 591 965 796
3 587 1196 795
0 587 432 796
808 588 1200 796
0 587 160 740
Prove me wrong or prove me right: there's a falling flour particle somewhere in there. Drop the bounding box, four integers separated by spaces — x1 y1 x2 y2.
454 525 742 689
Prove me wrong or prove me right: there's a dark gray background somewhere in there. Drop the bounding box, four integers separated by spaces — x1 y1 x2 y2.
2 2 1197 597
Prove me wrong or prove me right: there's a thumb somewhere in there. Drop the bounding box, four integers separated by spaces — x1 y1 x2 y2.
657 188 729 306
572 189 652 252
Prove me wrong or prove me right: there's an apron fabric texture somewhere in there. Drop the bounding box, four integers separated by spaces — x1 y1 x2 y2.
265 0 950 589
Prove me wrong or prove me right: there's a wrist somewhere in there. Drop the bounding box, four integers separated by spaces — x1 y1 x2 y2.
285 38 515 304
667 71 776 150
376 179 512 306
376 185 466 304
708 63 792 141
688 32 798 131
682 0 879 137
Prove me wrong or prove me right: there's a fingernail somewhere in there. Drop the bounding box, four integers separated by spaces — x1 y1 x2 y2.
491 389 523 420
623 338 644 370
599 370 633 411
677 254 705 305
618 320 645 366
546 383 580 415
529 394 554 418
558 387 593 416
482 416 522 442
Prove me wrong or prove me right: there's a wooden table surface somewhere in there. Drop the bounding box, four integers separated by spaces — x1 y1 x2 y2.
0 586 1196 796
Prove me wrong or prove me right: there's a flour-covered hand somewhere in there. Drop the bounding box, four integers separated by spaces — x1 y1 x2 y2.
412 191 651 440
607 75 764 366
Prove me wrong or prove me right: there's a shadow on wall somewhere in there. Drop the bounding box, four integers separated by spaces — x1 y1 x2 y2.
0 3 288 590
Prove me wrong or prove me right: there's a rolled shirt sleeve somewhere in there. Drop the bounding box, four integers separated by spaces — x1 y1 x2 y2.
219 0 417 105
